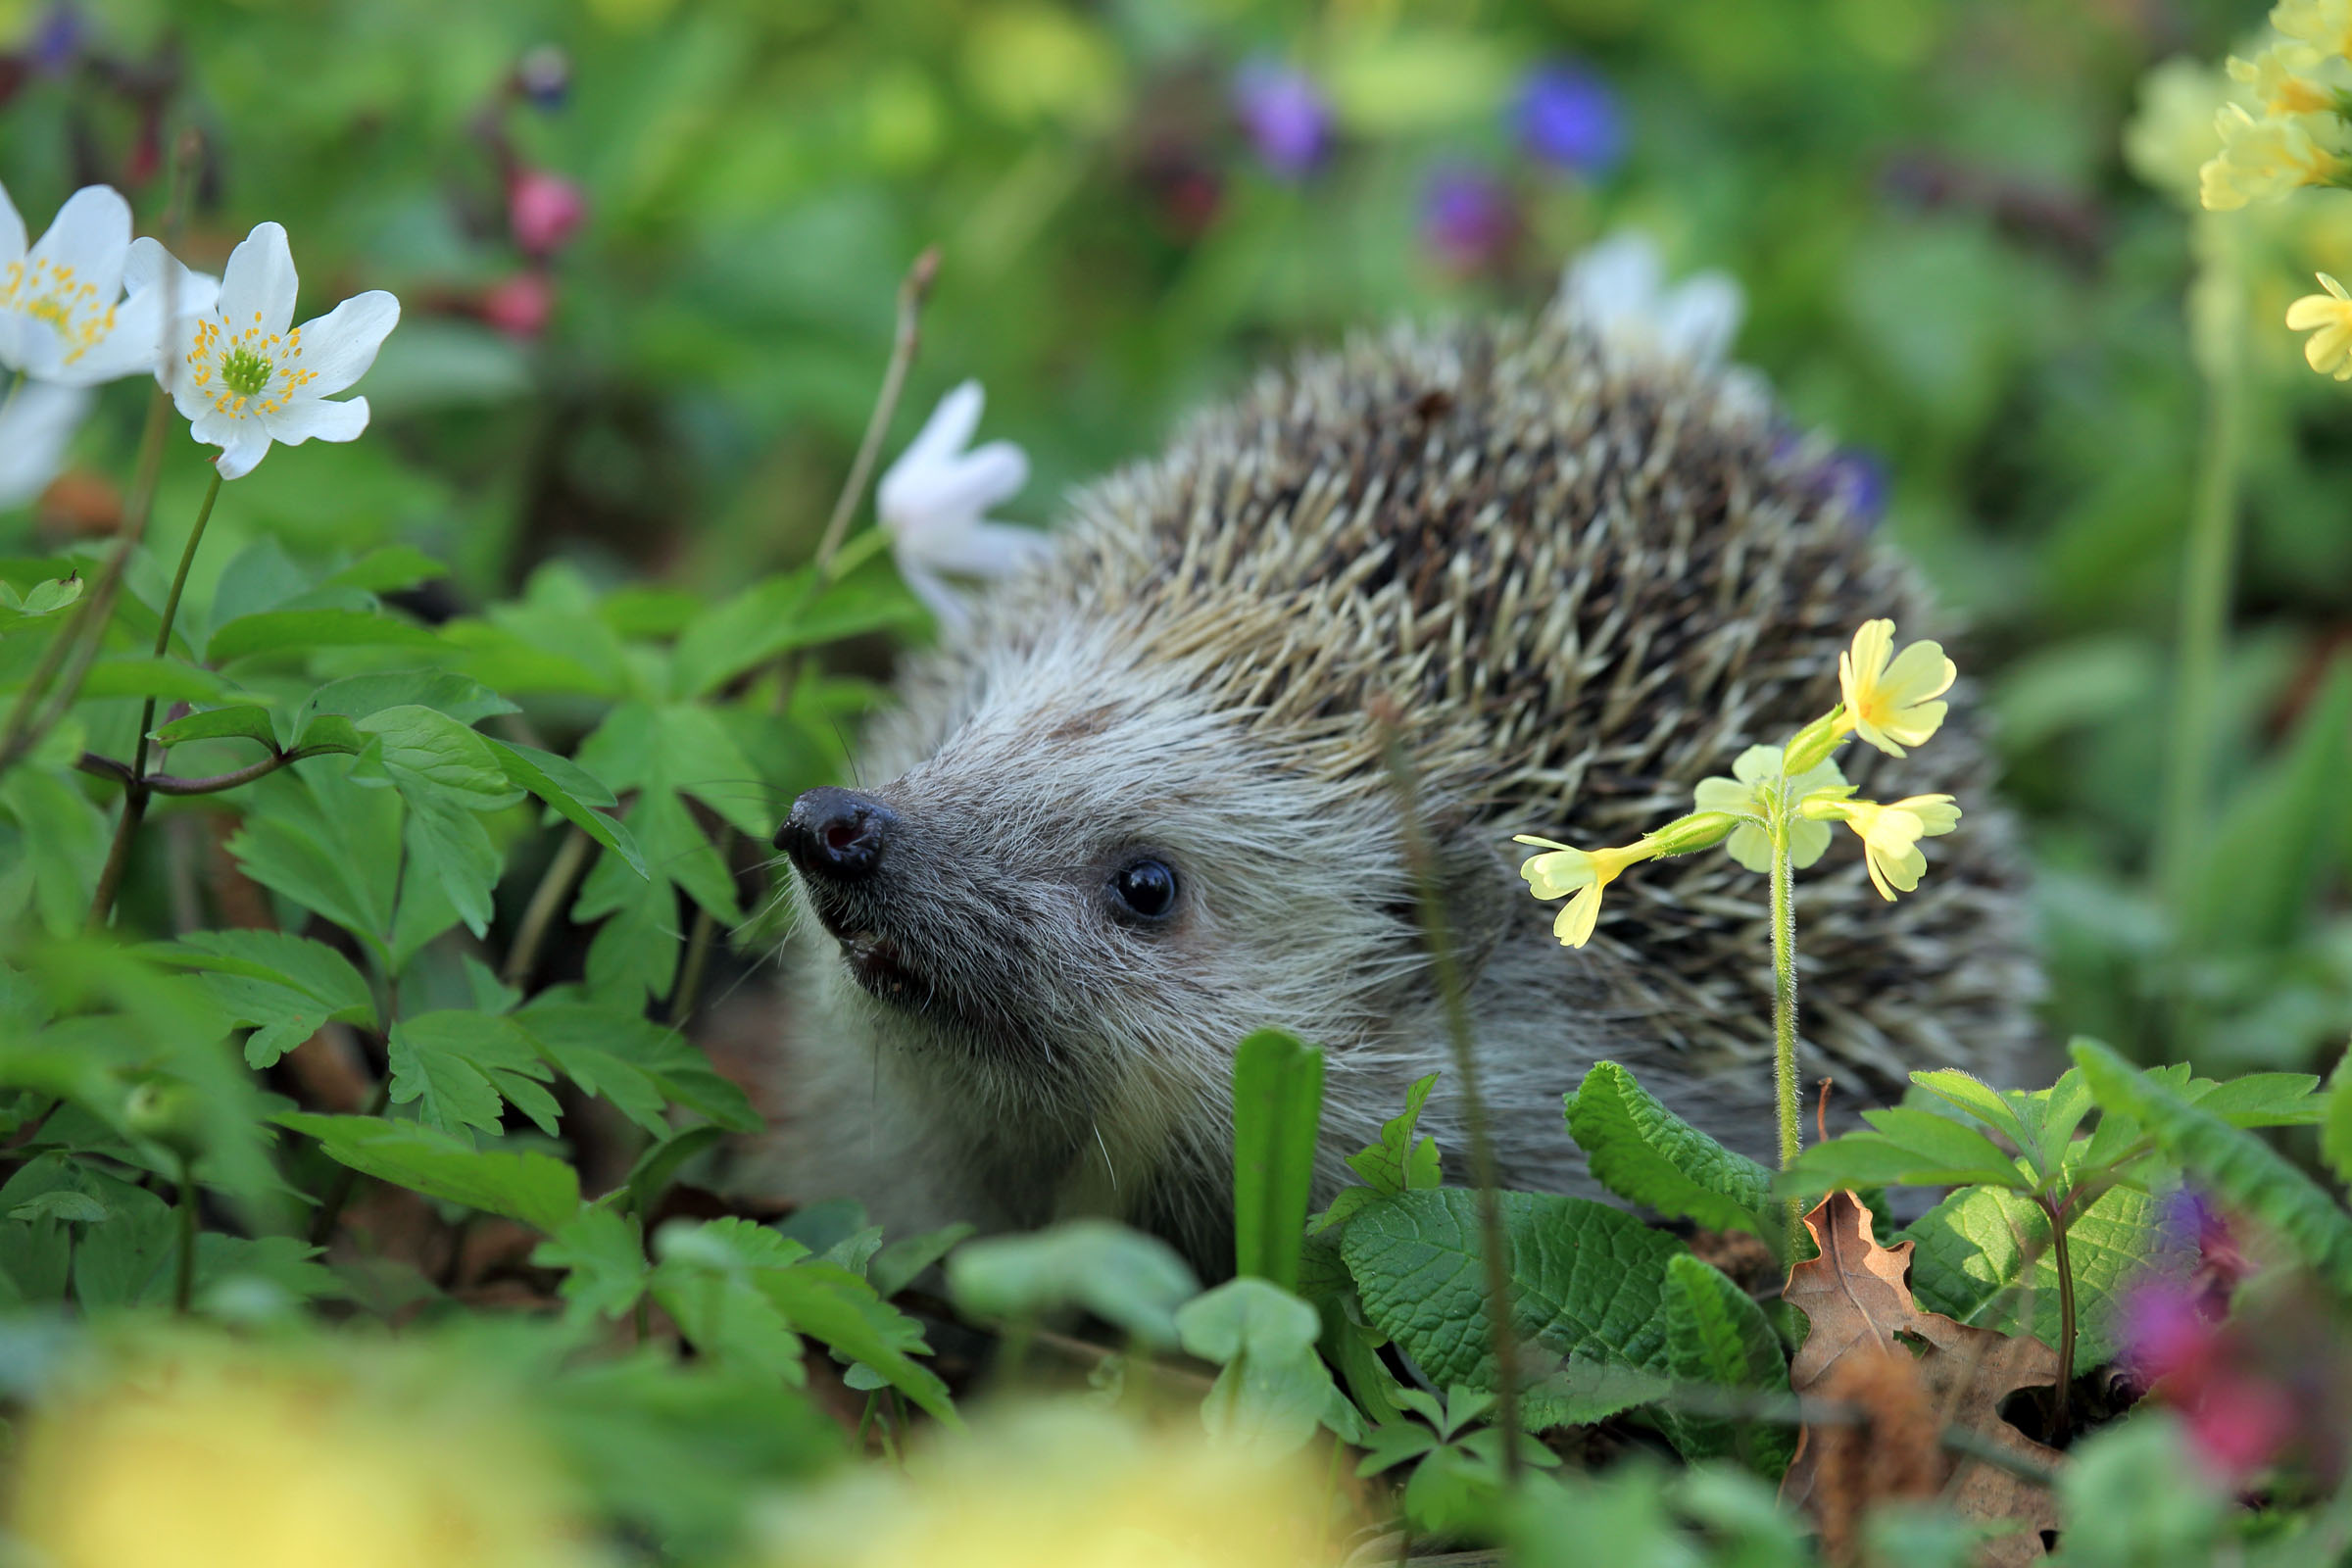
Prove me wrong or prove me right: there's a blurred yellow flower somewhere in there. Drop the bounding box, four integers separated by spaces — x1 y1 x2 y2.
2286 271 2352 376
1511 835 1654 948
1835 619 1955 759
2126 59 2233 205
2230 43 2343 116
1803 794 1961 902
12 1337 590 1568
962 5 1125 129
2201 104 2350 210
761 1402 1337 1568
2272 0 2352 59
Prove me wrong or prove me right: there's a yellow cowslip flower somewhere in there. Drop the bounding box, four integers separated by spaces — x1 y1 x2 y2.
1691 743 1850 874
1836 619 1956 760
2272 0 2352 59
1512 834 1655 948
2287 272 2352 377
2230 42 2342 116
1803 794 1961 902
2201 104 2351 210
13 1336 591 1568
760 1401 1337 1568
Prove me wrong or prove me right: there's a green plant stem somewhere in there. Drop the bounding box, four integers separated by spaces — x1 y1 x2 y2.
2158 216 2247 932
666 247 939 1029
504 825 593 988
77 745 337 796
1770 816 1800 1170
2043 1193 2077 1440
88 468 225 930
1376 704 1521 1479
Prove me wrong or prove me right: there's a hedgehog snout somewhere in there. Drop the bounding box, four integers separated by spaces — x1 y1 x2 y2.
777 786 899 883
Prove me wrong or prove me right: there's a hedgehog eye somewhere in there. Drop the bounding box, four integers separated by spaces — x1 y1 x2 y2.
1108 857 1179 922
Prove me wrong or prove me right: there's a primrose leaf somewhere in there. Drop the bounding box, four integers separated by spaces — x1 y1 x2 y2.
278 1112 581 1233
2073 1039 2352 1295
387 1011 562 1140
1657 1253 1792 1472
1348 1072 1443 1198
1566 1060 1778 1247
947 1219 1200 1350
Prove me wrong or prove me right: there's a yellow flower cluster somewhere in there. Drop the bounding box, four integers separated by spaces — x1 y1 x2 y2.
2200 0 2352 214
1514 620 1963 946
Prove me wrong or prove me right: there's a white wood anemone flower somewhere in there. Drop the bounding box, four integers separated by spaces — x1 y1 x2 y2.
163 221 399 480
876 380 1050 632
0 380 92 508
1560 229 1744 370
0 182 167 386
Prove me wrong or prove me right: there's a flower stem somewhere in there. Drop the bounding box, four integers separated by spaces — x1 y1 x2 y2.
1770 809 1800 1172
2158 216 2246 946
504 825 593 988
2043 1193 2077 1441
88 468 225 929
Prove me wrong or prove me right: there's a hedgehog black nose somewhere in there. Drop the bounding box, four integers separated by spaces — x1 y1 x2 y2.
777 787 897 882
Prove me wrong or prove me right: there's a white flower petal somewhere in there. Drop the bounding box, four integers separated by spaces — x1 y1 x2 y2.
0 380 93 507
211 420 275 480
46 292 162 386
28 185 132 298
261 395 368 447
1564 231 1662 329
189 404 245 449
290 290 398 397
891 381 986 485
0 180 25 265
895 555 970 633
890 444 1030 541
123 237 221 320
218 222 299 341
1653 273 1743 368
908 519 1052 579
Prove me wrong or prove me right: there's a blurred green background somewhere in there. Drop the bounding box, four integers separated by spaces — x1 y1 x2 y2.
2 0 2346 1078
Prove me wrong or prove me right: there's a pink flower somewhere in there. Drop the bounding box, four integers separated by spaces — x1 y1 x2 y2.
507 170 586 259
481 273 554 338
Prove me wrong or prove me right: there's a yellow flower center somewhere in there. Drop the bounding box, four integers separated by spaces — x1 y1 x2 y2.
0 258 121 366
184 312 317 419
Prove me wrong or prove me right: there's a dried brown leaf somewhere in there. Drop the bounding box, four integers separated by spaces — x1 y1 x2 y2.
1779 1191 2065 1566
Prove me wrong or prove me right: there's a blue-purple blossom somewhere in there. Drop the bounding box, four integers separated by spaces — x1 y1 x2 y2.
1232 58 1331 179
1821 448 1888 524
1419 167 1518 273
30 3 81 75
1513 61 1624 176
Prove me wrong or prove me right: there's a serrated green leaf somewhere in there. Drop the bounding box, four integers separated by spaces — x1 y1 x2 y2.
145 931 376 1068
150 705 279 748
206 608 438 663
1232 1028 1324 1291
305 669 517 726
2073 1039 2352 1295
278 1111 581 1232
1910 1068 2033 1152
669 564 924 701
387 1011 561 1140
485 736 645 878
1566 1060 1777 1245
399 787 505 939
0 767 109 936
516 1000 760 1133
1339 1188 1686 1415
650 1218 810 1386
1658 1253 1792 1472
947 1220 1200 1349
1347 1072 1442 1197
533 1204 651 1324
355 705 521 804
869 1222 976 1299
756 1263 958 1426
1903 1182 2187 1367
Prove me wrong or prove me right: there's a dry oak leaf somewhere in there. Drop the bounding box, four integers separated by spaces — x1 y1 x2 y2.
1779 1191 2065 1567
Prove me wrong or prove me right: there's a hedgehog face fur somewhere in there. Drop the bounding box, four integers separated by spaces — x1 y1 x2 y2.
765 302 2037 1276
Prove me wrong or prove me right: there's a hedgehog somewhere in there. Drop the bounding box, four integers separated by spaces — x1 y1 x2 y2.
762 286 2037 1278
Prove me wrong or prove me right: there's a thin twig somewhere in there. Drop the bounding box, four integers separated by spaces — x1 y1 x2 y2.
77 745 337 796
1372 696 1522 1477
666 246 941 1029
504 825 593 988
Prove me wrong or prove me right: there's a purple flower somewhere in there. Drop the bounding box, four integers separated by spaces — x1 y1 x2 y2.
1821 448 1887 523
1513 61 1624 177
515 44 571 111
30 3 81 76
1232 58 1331 179
1419 167 1518 274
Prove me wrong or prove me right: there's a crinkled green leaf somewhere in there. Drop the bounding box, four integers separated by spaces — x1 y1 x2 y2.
1658 1252 1792 1472
1566 1060 1777 1246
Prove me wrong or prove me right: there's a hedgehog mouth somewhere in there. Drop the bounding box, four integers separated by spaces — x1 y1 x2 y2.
834 926 926 1005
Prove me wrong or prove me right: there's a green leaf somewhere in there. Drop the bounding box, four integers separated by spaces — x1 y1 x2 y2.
1658 1252 1792 1471
515 1000 760 1133
304 669 517 726
2325 1050 2352 1189
1857 1106 2026 1186
485 737 645 878
669 564 924 701
1904 1182 2186 1367
1231 1028 1325 1291
2183 658 2352 954
278 1112 581 1233
399 786 506 939
387 1011 562 1140
947 1219 1200 1349
622 1124 728 1216
1347 1072 1442 1197
321 545 447 594
0 768 109 936
869 1222 977 1299
144 931 376 1068
1910 1068 2033 1152
533 1204 651 1324
1339 1188 1686 1419
74 657 241 703
2186 1072 2327 1128
649 1217 811 1385
1176 1277 1360 1451
1566 1061 1778 1245
206 608 439 664
149 706 279 749
2073 1039 2352 1295
354 705 521 805
756 1264 959 1425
